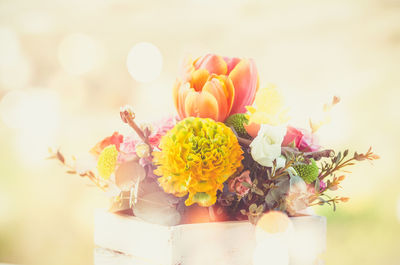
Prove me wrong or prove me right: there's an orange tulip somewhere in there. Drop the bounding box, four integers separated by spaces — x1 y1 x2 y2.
173 53 258 122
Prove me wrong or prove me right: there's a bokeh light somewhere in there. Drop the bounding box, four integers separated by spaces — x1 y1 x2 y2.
1 89 60 166
254 212 292 265
17 10 54 34
0 27 32 90
126 42 163 83
58 33 105 75
0 90 27 129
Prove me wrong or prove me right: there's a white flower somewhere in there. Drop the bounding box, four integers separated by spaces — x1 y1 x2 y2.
250 124 287 168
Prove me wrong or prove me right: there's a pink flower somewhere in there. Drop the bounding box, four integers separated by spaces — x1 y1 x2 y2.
148 116 177 148
118 116 177 162
282 126 320 152
228 170 252 197
319 180 327 191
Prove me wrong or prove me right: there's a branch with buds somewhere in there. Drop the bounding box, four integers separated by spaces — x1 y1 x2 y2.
120 105 152 153
47 148 107 191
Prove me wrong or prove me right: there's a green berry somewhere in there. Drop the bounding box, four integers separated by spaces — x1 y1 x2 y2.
293 159 319 184
225 113 250 138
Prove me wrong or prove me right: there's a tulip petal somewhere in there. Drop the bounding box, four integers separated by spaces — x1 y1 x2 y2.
202 77 230 121
190 69 210 92
217 75 235 117
194 53 227 75
223 57 241 74
229 59 258 114
173 79 181 112
177 83 191 119
184 90 219 121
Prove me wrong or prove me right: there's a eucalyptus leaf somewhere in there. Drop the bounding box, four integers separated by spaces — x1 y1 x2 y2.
265 177 289 208
115 161 146 191
133 191 181 226
108 191 132 213
290 175 306 194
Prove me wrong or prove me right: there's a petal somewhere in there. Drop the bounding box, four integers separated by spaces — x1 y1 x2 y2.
194 53 227 75
244 122 260 138
177 83 192 118
203 78 231 121
216 75 235 118
223 56 241 74
184 90 219 121
229 59 259 114
190 69 210 92
172 79 181 112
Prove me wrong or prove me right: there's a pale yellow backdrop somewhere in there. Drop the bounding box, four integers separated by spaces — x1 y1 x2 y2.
0 0 399 264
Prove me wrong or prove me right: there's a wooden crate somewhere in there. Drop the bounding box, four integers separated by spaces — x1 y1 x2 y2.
94 209 326 265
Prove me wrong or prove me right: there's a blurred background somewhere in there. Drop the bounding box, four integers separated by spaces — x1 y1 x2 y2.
0 0 399 264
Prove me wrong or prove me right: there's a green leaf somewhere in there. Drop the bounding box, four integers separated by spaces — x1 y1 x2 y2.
249 203 257 213
242 182 252 188
315 178 320 191
256 205 264 213
265 192 276 208
254 188 264 196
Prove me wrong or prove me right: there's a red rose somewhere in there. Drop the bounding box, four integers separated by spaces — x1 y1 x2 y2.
282 126 320 152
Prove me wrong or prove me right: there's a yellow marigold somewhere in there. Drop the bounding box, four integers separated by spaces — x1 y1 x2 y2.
97 145 118 180
153 117 243 207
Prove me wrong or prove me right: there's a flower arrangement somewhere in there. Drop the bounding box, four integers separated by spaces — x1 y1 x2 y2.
51 53 379 225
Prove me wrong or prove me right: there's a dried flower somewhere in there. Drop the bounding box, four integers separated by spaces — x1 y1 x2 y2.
119 105 135 123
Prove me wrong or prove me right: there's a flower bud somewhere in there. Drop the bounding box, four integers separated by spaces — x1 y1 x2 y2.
135 142 150 158
120 105 135 123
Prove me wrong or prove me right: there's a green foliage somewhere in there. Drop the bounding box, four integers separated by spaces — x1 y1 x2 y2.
293 158 319 184
225 113 250 138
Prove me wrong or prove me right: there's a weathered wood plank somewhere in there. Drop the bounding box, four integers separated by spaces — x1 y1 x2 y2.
94 209 326 265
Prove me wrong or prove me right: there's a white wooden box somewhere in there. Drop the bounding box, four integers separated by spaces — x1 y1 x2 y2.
94 209 326 265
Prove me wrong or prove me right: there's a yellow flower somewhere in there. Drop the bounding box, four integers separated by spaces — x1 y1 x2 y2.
97 145 118 180
246 84 290 126
153 117 243 207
